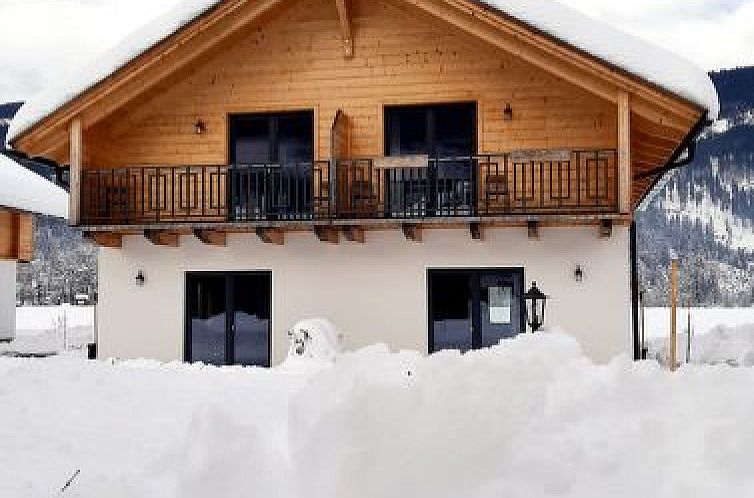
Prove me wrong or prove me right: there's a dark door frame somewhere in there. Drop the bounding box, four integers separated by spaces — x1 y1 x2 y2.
184 271 273 367
427 267 526 354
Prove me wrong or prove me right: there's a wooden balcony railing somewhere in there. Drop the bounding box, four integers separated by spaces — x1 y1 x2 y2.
80 150 618 226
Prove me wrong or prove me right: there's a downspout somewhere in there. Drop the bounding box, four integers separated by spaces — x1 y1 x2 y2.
631 113 711 360
630 219 640 360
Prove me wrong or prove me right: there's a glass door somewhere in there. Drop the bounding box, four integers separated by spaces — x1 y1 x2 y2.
186 272 272 367
384 103 476 216
228 111 314 220
428 268 524 353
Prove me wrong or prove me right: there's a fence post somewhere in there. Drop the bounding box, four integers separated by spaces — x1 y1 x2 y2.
670 259 678 371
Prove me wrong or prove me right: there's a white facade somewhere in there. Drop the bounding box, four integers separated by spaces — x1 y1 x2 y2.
97 226 632 364
0 261 16 342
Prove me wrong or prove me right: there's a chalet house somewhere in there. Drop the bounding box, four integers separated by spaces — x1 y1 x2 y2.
7 0 718 365
0 153 68 341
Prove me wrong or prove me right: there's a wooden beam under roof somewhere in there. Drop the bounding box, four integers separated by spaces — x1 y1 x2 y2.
193 229 226 246
402 224 422 242
335 0 353 58
256 227 284 245
85 231 123 248
315 226 340 244
144 230 180 247
343 225 365 243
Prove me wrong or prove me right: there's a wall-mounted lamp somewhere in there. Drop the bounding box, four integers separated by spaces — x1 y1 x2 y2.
194 119 207 135
503 103 514 121
574 265 584 283
135 269 146 287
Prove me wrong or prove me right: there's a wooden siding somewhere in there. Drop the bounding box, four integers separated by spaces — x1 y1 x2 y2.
86 0 617 168
0 209 33 262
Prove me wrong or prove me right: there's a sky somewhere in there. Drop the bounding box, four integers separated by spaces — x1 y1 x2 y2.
0 0 752 103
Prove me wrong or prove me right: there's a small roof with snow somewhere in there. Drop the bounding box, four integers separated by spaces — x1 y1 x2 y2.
7 0 718 143
0 153 69 219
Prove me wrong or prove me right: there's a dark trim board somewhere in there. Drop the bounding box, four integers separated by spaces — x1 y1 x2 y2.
427 267 526 354
184 271 272 367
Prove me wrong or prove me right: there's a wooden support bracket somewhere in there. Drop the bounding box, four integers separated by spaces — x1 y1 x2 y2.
315 226 340 244
256 227 285 245
343 225 365 243
335 0 353 58
599 219 613 238
85 231 123 248
469 222 483 241
144 230 180 247
193 229 226 246
402 224 422 242
527 220 540 239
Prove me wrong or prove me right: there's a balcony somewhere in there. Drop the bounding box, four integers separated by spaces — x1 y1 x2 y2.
80 149 618 227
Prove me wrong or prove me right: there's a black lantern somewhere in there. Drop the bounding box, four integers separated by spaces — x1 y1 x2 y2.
522 281 547 332
135 269 146 287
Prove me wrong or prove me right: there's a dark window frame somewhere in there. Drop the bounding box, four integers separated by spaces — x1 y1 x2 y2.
227 110 315 165
383 102 478 157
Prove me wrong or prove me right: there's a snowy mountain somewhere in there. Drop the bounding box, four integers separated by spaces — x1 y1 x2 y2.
637 66 754 307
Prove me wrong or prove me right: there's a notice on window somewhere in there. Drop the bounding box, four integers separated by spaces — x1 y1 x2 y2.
489 286 512 324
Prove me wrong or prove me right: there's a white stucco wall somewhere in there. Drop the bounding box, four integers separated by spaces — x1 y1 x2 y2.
97 226 632 364
0 261 17 342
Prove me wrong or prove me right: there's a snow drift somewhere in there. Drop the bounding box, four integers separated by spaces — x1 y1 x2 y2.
3 332 754 497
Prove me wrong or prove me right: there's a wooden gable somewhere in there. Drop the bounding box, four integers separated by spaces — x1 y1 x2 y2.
11 0 706 210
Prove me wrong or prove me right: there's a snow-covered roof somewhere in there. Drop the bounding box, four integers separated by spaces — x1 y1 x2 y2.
479 0 719 119
7 0 718 143
0 154 69 219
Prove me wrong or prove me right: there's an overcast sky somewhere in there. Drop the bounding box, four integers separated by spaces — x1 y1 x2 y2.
0 0 752 103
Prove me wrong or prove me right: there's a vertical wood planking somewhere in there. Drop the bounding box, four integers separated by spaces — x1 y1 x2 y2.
69 118 83 225
618 92 631 214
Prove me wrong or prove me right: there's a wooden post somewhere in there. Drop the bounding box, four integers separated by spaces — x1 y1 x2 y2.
670 258 678 371
69 118 82 225
618 92 631 214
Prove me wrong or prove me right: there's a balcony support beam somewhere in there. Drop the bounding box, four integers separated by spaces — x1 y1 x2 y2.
402 224 422 243
335 0 353 58
527 220 540 239
599 219 613 238
343 225 365 243
256 227 285 245
315 226 340 244
144 230 180 247
193 229 226 247
84 231 122 248
469 222 483 241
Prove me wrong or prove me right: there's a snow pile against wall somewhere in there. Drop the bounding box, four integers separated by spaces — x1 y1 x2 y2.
4 333 754 496
8 0 717 142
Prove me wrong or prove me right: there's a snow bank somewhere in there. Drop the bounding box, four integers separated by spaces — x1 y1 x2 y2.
644 307 754 340
651 323 754 367
0 154 68 218
3 333 754 497
7 0 717 143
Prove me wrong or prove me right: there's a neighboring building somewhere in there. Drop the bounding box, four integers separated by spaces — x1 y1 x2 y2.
0 153 68 341
8 0 717 364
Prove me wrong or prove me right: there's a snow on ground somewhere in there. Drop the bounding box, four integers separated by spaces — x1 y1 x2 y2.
1 306 94 357
2 333 754 497
643 307 754 340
